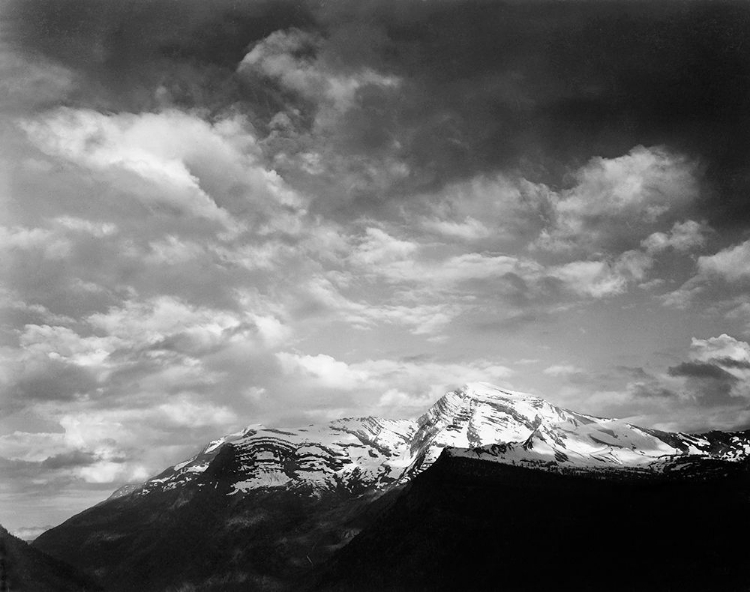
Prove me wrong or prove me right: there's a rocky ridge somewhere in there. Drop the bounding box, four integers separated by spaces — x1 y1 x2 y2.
119 382 750 500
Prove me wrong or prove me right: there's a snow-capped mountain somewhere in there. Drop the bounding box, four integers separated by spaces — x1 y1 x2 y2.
121 416 417 499
121 382 750 501
35 382 750 592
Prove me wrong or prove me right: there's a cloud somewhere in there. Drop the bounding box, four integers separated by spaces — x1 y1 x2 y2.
696 239 750 282
641 220 708 254
8 358 98 404
8 0 750 225
239 28 399 123
276 352 369 391
669 361 736 380
273 351 514 419
551 338 750 430
665 335 750 407
668 362 737 407
41 450 98 470
690 334 750 374
54 216 118 238
348 227 418 267
543 364 584 377
0 48 76 112
661 239 750 309
421 217 491 241
549 250 652 298
0 226 70 259
21 108 307 234
536 146 699 253
297 275 461 335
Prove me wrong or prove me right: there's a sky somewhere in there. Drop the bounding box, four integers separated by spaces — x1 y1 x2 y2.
2 0 750 537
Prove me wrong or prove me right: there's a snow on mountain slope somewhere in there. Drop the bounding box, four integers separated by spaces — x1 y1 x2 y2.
438 383 750 470
128 416 418 498
122 382 750 500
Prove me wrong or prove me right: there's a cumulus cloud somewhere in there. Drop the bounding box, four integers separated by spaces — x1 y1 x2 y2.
536 146 699 254
696 239 750 282
661 238 750 310
21 108 307 235
549 250 653 298
348 227 418 267
0 226 70 259
690 334 750 373
641 220 708 254
666 334 750 408
274 351 514 419
239 28 399 129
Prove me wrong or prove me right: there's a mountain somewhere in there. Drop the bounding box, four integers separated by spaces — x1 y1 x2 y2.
94 383 750 499
34 383 750 592
0 523 103 592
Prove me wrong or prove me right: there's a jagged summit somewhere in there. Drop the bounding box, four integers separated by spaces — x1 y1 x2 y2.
454 381 541 401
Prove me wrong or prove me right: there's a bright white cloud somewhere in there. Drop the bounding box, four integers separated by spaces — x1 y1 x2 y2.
543 364 584 377
273 351 515 418
19 324 115 368
537 146 699 252
54 216 118 238
550 250 652 298
661 237 750 309
301 275 461 335
239 28 399 120
276 352 370 390
690 334 750 375
348 227 419 267
0 431 67 463
421 217 491 241
0 226 70 259
21 108 305 236
697 239 750 282
88 297 244 349
642 220 708 254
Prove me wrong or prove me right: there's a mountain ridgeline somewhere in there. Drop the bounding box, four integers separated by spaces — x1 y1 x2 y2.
0 524 102 592
33 383 750 591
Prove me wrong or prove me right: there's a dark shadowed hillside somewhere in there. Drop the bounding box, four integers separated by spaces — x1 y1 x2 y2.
312 453 750 592
0 524 103 592
33 444 403 592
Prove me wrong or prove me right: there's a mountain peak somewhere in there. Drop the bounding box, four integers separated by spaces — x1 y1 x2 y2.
454 382 550 406
119 382 750 502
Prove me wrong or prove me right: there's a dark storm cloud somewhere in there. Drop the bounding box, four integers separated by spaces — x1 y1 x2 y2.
668 361 738 406
612 367 676 399
712 357 750 370
7 0 750 226
628 382 677 400
668 361 737 381
0 457 72 489
41 450 98 470
10 359 98 404
5 0 313 113
315 0 750 221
